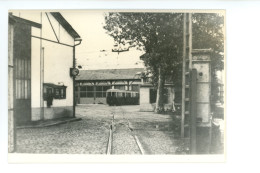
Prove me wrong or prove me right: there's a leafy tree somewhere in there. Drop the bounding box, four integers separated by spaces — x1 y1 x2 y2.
192 13 224 72
104 13 183 113
104 12 224 113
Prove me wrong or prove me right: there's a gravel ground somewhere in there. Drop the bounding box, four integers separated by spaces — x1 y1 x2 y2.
16 116 110 154
112 123 141 154
16 104 183 154
135 130 176 154
112 106 177 154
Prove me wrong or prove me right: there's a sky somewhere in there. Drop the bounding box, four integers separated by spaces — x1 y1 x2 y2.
62 11 145 70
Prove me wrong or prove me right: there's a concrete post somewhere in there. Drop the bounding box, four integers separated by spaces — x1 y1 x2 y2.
190 69 197 154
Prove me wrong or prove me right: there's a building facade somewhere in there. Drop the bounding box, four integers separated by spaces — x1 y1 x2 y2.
8 12 81 131
75 68 144 104
75 68 175 111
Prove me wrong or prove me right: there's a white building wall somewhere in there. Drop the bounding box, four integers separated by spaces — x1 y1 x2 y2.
31 28 41 108
42 40 73 107
12 12 74 45
13 12 76 120
139 87 154 111
140 87 150 104
41 12 74 44
139 85 174 112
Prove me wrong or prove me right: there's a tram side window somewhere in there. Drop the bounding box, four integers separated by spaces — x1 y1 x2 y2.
118 92 123 97
126 93 131 98
112 92 116 97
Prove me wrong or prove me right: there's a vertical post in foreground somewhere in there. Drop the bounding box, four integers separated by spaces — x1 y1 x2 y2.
72 45 76 118
190 69 197 154
181 13 187 138
181 13 192 138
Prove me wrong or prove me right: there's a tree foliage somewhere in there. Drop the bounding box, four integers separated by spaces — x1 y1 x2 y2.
104 13 183 84
192 13 224 72
103 12 224 110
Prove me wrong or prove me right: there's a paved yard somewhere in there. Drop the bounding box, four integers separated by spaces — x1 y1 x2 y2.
16 104 183 154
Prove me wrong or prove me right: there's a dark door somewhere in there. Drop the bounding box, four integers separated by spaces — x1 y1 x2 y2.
149 88 157 103
13 23 31 125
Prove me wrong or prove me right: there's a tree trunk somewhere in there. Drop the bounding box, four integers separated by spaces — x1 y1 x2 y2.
155 67 165 113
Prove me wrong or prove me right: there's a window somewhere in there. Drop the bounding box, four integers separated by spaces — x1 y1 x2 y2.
79 86 94 98
55 88 60 98
95 85 111 98
102 86 111 97
86 86 94 98
53 87 66 99
80 86 87 97
80 92 86 97
15 58 31 99
78 85 111 98
96 92 103 98
87 86 93 92
87 91 94 97
96 86 103 98
60 88 66 99
80 86 87 92
43 83 67 100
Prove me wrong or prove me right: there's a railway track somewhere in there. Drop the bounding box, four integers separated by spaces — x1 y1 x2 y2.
106 106 145 155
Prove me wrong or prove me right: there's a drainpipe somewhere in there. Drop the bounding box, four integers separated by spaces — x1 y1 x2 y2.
73 38 82 118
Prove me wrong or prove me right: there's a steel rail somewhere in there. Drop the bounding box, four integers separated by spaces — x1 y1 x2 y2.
106 107 116 155
119 106 145 155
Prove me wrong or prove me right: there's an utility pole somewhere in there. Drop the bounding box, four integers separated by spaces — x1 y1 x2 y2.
181 13 192 138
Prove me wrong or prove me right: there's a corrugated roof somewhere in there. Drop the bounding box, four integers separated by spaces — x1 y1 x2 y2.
50 12 80 39
76 68 144 81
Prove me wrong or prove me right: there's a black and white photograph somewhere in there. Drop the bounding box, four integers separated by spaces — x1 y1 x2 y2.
7 10 225 161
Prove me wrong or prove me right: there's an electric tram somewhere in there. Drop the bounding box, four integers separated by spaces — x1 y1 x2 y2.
106 89 139 106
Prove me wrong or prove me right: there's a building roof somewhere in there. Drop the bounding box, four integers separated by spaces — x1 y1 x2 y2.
76 68 144 81
9 14 42 28
50 12 80 39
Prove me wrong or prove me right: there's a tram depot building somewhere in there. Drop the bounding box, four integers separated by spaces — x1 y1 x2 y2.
75 68 175 111
8 11 81 132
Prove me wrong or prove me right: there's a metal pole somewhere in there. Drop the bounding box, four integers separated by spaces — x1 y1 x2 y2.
181 13 187 138
40 12 44 120
72 39 82 117
73 45 75 117
188 14 193 70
